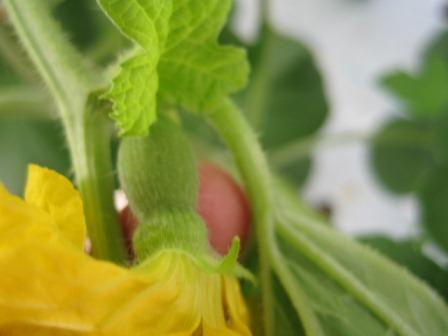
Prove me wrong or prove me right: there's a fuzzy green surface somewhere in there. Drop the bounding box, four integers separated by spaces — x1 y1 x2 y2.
98 0 249 136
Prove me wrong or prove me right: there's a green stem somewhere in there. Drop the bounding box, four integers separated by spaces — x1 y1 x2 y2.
75 97 127 262
208 99 275 336
270 131 371 168
4 0 126 263
260 0 270 24
0 86 50 117
270 126 437 170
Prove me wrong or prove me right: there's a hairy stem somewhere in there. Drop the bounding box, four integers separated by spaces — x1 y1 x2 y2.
4 0 125 263
208 99 275 336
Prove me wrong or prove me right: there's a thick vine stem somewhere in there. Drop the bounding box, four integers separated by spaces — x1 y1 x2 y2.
208 99 276 335
3 1 126 263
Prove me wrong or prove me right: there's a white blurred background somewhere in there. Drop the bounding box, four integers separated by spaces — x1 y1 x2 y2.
234 0 446 238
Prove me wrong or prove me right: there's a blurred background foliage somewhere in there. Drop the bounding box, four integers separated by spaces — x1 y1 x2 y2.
371 31 448 255
0 0 447 329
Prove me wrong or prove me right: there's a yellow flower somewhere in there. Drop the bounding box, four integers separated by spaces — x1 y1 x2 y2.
0 165 252 335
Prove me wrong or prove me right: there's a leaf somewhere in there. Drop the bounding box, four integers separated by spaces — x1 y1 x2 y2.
279 242 396 336
424 31 448 64
372 31 448 255
362 236 448 300
0 117 71 195
278 157 312 187
272 182 448 336
240 29 328 185
370 119 436 194
245 31 328 148
242 247 306 336
419 163 448 253
382 56 448 119
97 0 249 136
433 113 448 163
272 274 306 336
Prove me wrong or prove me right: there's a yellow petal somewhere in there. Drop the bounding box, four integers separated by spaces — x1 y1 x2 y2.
0 199 139 334
199 274 251 335
24 165 86 249
222 277 252 335
0 182 49 245
102 252 202 335
0 173 252 335
0 172 200 335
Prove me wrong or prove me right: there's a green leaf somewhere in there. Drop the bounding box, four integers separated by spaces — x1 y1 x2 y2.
272 275 306 336
370 119 436 194
245 30 328 148
0 117 70 195
242 246 306 336
362 236 448 300
419 163 448 253
424 31 448 62
373 31 448 255
382 56 448 119
97 0 249 136
433 113 448 163
240 29 328 185
278 156 312 187
279 242 396 336
272 182 448 335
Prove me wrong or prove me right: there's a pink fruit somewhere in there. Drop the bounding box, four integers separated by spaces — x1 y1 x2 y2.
197 161 251 255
